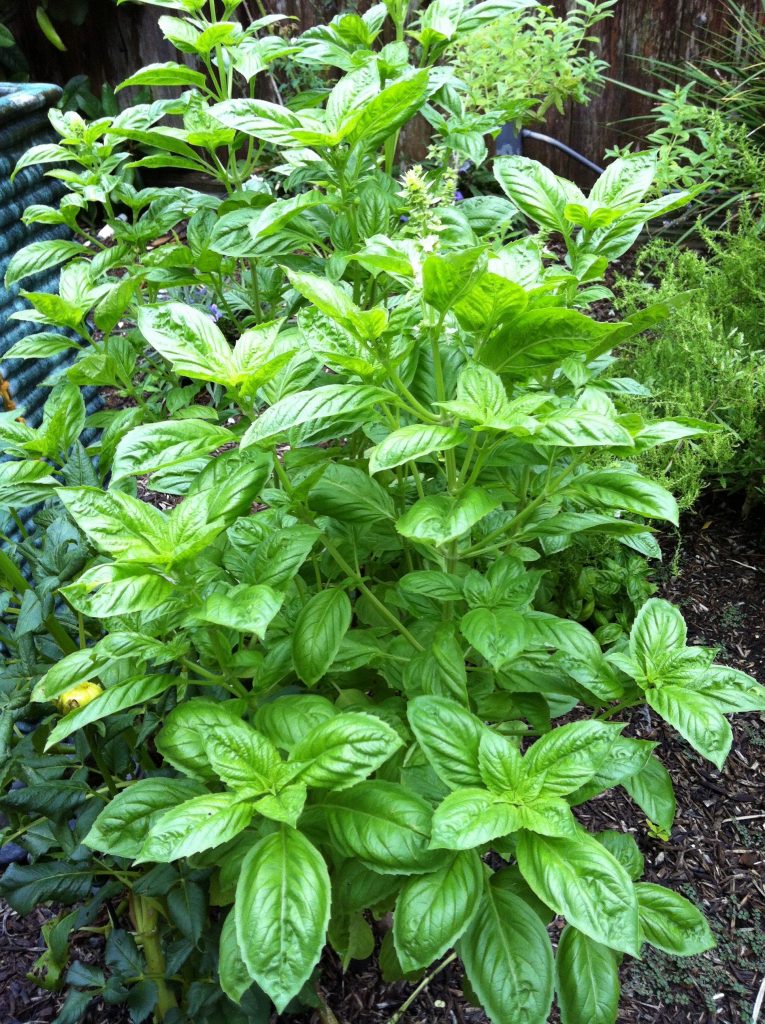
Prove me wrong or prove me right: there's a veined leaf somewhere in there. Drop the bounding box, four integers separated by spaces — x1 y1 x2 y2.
139 792 255 862
292 588 352 686
396 488 498 546
516 831 640 956
368 424 466 474
393 850 483 972
458 879 555 1024
408 695 485 790
556 926 620 1024
290 711 402 790
111 420 234 481
235 828 330 1013
46 675 177 748
85 778 205 858
635 883 715 956
242 384 393 447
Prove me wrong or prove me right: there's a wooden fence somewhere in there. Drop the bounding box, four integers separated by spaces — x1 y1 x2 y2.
7 0 765 180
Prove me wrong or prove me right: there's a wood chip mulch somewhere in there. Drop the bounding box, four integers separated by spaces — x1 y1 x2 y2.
1 494 763 1024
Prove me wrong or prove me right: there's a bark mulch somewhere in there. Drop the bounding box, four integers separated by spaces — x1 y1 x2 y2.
1 495 763 1024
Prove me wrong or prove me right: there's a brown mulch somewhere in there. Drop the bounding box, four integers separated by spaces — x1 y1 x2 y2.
1 494 763 1023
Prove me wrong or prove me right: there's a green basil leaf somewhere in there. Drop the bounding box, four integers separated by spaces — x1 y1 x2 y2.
219 909 254 1005
396 488 498 546
292 588 352 686
242 384 392 447
523 721 623 798
368 424 466 474
139 792 255 862
622 754 676 834
516 831 641 956
85 778 206 858
394 850 483 972
646 686 732 770
431 788 520 850
235 828 330 1012
318 781 437 875
111 420 234 481
635 882 715 956
138 302 235 384
289 711 402 790
407 696 485 789
256 695 338 751
460 607 527 671
458 879 554 1024
556 925 620 1024
45 675 177 749
562 470 679 526
198 583 284 639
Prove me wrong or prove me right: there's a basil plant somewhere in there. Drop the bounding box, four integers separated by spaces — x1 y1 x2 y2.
0 1 762 1023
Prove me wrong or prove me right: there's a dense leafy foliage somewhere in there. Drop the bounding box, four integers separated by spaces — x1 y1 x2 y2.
1 2 763 1023
615 217 765 509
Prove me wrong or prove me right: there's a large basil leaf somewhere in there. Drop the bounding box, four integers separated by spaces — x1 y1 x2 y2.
318 781 438 874
458 879 555 1024
289 711 402 789
646 686 732 770
393 850 483 972
516 831 640 956
84 778 205 858
235 828 330 1012
555 925 619 1024
407 696 485 789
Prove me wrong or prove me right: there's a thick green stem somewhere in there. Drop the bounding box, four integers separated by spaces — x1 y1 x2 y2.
130 894 177 1021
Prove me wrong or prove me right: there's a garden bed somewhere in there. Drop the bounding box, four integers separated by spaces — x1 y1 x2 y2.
2 495 762 1024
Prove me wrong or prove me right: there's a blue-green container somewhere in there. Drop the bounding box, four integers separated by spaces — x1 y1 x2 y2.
0 84 101 541
0 82 76 426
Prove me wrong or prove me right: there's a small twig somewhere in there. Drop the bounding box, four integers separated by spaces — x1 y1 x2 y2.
388 952 458 1024
752 973 765 1023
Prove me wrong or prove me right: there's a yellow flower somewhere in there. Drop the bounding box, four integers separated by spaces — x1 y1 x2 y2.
57 681 103 715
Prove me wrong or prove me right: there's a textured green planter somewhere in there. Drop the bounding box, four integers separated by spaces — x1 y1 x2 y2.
0 82 82 424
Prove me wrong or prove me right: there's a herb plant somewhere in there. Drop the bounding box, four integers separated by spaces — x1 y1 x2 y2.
1 3 764 1023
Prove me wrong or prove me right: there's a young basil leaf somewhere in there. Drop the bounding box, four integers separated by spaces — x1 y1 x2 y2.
139 792 255 863
431 788 521 850
635 883 715 956
289 711 402 790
